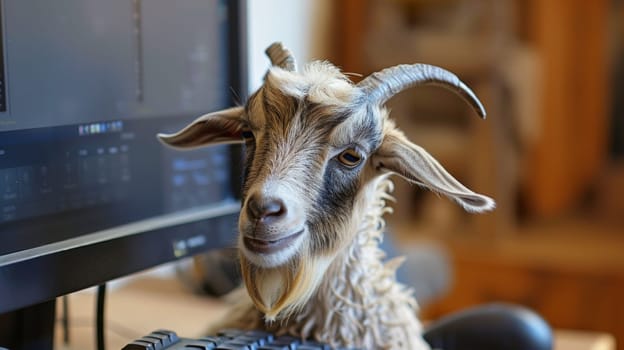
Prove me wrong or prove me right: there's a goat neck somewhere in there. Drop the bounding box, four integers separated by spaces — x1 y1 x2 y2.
286 176 430 349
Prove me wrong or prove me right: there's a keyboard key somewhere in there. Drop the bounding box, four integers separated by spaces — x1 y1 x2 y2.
139 336 164 350
184 345 209 350
145 333 172 347
152 329 180 344
244 330 274 343
122 340 156 350
217 329 246 339
214 344 251 350
184 344 213 350
271 335 300 349
198 336 226 346
233 335 265 347
300 341 331 350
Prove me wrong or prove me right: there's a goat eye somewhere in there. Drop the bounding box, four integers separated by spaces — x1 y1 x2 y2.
241 129 254 140
337 148 362 168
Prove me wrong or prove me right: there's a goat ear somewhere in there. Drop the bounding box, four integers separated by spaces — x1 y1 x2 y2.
372 130 496 213
157 106 245 149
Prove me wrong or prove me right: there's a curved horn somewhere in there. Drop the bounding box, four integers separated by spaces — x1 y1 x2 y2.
358 64 486 118
265 42 297 72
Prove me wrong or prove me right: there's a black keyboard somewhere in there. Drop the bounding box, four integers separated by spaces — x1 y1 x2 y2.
122 304 554 350
122 329 354 350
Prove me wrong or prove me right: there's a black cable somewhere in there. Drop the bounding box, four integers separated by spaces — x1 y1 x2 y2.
62 295 70 345
96 284 107 350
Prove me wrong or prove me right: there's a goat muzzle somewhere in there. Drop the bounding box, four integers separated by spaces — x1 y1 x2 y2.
246 194 287 224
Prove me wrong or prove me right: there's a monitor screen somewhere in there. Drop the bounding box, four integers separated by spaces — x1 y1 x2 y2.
0 0 245 313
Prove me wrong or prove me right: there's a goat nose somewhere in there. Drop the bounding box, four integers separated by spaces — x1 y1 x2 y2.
246 194 287 222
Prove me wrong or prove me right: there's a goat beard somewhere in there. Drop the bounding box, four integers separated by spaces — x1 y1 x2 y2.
240 252 331 322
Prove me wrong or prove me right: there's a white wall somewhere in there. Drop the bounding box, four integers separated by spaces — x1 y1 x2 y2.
246 0 333 92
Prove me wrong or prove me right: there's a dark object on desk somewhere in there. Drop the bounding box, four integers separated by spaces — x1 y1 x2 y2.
123 304 552 350
424 303 553 350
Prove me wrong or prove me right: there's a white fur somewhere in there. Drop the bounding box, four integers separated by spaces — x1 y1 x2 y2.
268 63 360 105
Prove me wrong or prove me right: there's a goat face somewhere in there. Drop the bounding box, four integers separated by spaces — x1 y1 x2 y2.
159 43 495 320
237 65 376 269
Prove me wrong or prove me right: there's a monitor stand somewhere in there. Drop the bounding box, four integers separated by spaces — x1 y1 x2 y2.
0 300 56 350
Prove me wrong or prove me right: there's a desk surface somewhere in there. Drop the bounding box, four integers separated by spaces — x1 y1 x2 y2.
554 330 616 350
54 272 616 350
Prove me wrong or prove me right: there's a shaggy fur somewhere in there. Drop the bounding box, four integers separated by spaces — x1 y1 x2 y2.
211 177 430 349
159 43 494 349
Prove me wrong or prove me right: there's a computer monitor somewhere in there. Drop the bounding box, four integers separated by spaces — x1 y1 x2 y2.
0 0 246 346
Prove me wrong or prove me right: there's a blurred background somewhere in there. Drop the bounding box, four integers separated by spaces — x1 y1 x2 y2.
247 0 624 346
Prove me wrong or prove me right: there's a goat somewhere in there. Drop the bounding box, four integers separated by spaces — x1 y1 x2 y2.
158 42 495 349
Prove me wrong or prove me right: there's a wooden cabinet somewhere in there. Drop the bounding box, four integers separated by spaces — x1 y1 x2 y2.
523 0 610 217
334 0 611 220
